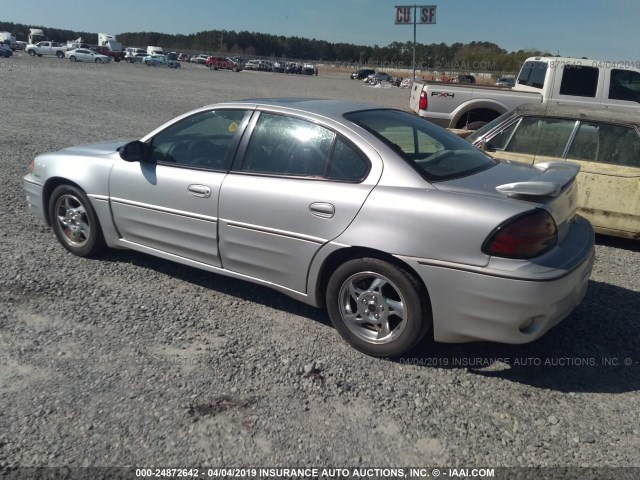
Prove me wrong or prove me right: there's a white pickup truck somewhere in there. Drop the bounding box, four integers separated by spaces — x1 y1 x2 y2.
25 41 68 58
409 56 640 129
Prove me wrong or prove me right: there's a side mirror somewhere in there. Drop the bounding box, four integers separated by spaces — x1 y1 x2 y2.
119 140 150 162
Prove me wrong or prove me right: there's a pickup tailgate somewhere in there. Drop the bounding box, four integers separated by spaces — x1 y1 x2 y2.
409 81 426 114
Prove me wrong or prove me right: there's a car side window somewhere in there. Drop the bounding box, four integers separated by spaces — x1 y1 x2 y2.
149 109 249 170
505 117 575 157
609 69 640 102
328 138 369 181
517 61 547 88
559 65 599 97
567 122 640 167
485 121 519 151
241 113 335 176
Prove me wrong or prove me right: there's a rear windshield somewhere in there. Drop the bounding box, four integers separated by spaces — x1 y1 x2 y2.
346 109 497 181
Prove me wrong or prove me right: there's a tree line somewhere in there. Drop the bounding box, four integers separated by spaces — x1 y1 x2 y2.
1 21 547 73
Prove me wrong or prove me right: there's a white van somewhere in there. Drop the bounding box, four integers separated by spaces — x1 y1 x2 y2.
147 46 163 55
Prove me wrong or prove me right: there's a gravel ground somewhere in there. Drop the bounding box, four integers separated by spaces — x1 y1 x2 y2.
1 54 639 471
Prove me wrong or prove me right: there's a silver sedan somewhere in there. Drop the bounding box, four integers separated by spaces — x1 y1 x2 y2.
23 99 594 357
65 48 111 63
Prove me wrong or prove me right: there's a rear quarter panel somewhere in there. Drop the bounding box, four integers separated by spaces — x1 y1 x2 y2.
334 184 530 268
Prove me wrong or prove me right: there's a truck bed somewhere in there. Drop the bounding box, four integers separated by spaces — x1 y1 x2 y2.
409 81 542 128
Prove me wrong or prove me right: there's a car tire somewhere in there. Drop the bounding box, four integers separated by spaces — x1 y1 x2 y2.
70 56 77 62
326 257 431 357
48 185 106 257
56 50 64 58
95 58 102 63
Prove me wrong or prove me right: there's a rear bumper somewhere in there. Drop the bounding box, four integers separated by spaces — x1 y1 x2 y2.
401 218 595 344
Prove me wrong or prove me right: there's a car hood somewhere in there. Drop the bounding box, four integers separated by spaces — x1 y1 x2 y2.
58 139 135 157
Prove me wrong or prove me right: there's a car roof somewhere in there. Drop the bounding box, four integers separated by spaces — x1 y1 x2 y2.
206 98 390 120
512 103 640 126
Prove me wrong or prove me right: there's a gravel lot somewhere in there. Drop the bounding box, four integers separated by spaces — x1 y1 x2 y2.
1 54 639 472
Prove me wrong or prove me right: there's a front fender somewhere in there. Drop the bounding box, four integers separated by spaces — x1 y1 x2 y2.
35 151 122 245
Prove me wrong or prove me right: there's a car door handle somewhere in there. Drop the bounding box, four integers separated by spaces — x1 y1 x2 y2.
309 202 335 218
188 184 211 198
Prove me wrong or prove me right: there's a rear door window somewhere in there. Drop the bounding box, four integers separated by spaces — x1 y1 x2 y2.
567 122 640 167
559 65 599 97
609 69 640 102
241 113 335 176
505 117 576 157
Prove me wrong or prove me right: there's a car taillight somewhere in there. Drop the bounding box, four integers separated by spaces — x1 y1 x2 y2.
483 209 557 259
419 91 427 110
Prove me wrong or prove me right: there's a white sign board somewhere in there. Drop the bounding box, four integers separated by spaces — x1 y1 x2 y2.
395 5 437 24
419 6 436 24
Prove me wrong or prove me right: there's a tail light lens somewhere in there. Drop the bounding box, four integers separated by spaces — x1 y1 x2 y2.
419 91 427 110
483 209 558 259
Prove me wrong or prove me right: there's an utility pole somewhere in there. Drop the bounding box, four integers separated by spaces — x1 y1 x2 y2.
395 5 437 80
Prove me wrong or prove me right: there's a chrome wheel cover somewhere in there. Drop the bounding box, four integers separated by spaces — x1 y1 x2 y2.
54 194 90 247
338 271 407 344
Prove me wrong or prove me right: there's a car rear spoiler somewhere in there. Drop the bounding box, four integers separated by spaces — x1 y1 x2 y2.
496 162 580 198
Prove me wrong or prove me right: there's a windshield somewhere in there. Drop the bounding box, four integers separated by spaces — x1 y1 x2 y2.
346 109 497 181
466 111 514 144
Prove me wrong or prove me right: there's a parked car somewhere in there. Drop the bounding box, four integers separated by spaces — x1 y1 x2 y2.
23 99 594 357
25 41 68 58
178 53 191 62
410 56 640 129
129 53 147 64
143 54 181 68
365 72 392 84
495 76 516 87
272 61 285 73
91 45 125 62
205 56 242 72
66 48 111 63
192 54 209 65
351 68 376 80
285 62 301 74
125 48 147 62
258 60 273 71
0 45 12 58
244 59 260 70
301 63 318 75
468 103 640 239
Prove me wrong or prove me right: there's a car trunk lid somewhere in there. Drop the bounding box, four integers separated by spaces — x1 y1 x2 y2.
435 161 580 242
